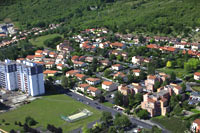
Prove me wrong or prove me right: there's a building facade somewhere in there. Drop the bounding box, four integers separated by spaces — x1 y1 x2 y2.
0 60 45 96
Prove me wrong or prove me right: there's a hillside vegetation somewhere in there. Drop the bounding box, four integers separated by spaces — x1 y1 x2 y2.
0 0 200 35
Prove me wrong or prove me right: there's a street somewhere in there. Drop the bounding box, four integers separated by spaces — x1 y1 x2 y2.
65 90 169 133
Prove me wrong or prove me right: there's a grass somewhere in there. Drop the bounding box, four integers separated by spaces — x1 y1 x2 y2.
0 94 101 132
157 67 189 79
192 86 200 92
191 109 200 114
151 116 189 132
102 102 114 108
29 33 63 47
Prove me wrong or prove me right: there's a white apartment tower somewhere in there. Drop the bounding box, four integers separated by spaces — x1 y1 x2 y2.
0 59 45 96
0 60 18 91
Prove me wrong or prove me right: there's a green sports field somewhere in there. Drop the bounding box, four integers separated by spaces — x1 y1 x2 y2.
0 94 101 132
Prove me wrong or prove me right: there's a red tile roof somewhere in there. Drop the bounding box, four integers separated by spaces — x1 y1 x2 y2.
102 81 113 86
194 119 200 126
86 78 100 82
35 50 43 54
43 70 58 74
75 73 86 79
79 84 90 88
88 87 98 92
194 72 200 76
110 42 124 47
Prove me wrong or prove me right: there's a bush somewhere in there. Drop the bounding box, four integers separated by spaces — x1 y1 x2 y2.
25 116 37 126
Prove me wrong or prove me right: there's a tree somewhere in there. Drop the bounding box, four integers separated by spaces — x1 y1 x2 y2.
108 126 117 133
104 69 112 77
25 116 37 126
181 82 186 92
99 95 106 103
170 72 176 82
117 55 123 61
139 69 146 80
82 125 90 133
100 111 113 126
154 81 161 89
136 109 149 119
114 92 124 106
61 76 68 89
166 61 172 68
114 115 131 129
10 129 16 133
147 63 155 75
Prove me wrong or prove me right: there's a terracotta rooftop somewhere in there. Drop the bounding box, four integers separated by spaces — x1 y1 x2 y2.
43 70 58 74
86 78 100 82
102 81 113 86
79 84 90 88
110 42 124 47
88 87 98 92
194 72 200 76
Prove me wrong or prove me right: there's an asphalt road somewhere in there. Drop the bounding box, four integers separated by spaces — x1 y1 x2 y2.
65 91 169 133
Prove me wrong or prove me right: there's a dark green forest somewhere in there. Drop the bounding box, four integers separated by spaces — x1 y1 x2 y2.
0 0 200 35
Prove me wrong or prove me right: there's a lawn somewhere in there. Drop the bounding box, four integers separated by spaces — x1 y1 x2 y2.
102 102 114 108
192 86 200 92
29 33 63 47
191 109 200 114
157 67 190 79
151 117 189 132
0 94 101 132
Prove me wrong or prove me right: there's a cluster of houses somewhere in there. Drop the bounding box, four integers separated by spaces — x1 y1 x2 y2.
0 23 62 48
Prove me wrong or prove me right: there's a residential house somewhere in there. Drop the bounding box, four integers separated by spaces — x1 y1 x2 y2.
110 42 126 50
73 61 87 68
76 84 89 92
66 70 80 77
87 87 101 97
114 72 128 82
141 89 170 117
45 62 55 69
191 119 200 133
56 64 64 70
194 72 200 80
145 75 160 92
133 69 141 76
132 83 143 94
49 52 57 58
35 50 43 55
118 84 134 96
191 43 200 51
34 55 44 62
132 56 144 65
164 83 183 95
75 73 86 81
99 42 110 49
102 81 117 91
26 55 35 61
86 78 101 85
100 59 111 66
85 56 93 63
112 64 123 71
43 70 58 77
71 56 79 63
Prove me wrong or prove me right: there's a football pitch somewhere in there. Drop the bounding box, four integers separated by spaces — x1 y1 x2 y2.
0 94 101 132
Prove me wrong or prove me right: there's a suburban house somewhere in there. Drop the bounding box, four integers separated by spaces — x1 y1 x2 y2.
194 72 200 80
164 83 183 95
45 62 55 69
118 84 134 96
73 61 87 68
102 81 117 91
49 52 57 58
87 87 101 97
56 63 64 70
114 72 128 82
71 56 79 62
141 89 170 117
66 70 80 77
75 73 86 80
132 56 144 65
132 69 141 76
145 75 160 92
110 42 126 50
76 84 90 92
132 83 143 94
191 119 200 133
35 50 43 55
99 42 110 49
34 55 44 62
112 64 123 71
100 59 111 66
191 43 200 51
43 70 58 77
26 55 35 61
86 78 101 85
85 56 93 63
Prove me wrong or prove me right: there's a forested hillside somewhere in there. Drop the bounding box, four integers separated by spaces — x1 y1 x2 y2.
0 0 200 35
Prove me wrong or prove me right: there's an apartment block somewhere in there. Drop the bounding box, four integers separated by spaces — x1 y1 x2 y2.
0 59 45 96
